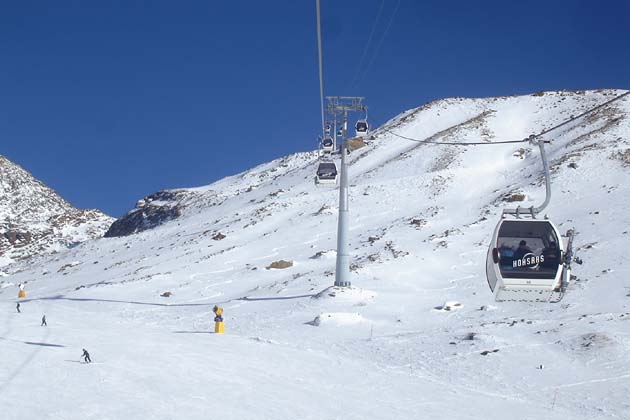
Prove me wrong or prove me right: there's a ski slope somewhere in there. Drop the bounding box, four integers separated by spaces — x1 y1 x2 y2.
1 90 630 419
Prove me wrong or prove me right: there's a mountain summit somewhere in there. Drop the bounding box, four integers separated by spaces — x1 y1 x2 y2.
0 155 113 267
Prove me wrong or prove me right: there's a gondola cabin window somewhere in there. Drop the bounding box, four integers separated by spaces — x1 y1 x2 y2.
496 221 561 279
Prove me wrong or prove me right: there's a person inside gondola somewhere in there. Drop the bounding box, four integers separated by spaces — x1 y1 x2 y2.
498 243 514 268
513 240 532 262
541 241 560 268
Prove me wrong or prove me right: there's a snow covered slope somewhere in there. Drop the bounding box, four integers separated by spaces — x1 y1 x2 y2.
1 89 629 420
0 156 114 268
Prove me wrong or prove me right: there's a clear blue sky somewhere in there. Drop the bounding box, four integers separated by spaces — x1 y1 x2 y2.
1 0 628 217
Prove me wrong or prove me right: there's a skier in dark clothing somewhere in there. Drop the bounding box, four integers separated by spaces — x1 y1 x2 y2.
16 303 20 313
41 315 47 326
81 349 91 363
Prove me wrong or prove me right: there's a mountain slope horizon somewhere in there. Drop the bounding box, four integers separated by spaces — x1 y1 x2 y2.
1 88 629 420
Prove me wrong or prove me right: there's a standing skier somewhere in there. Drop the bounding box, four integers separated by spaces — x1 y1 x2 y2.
81 348 92 363
16 303 20 313
41 315 47 326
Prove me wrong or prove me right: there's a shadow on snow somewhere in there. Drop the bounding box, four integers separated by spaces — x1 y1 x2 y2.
21 295 230 307
23 341 65 348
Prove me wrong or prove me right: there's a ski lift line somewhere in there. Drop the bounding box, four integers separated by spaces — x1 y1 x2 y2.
354 0 402 89
315 0 326 137
535 90 630 138
380 90 630 147
349 0 386 89
381 127 529 146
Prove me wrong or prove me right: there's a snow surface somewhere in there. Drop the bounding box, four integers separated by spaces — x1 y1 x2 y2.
1 90 630 419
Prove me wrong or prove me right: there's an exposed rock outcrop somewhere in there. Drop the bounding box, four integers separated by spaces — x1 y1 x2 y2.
105 190 186 237
266 260 293 270
0 156 113 267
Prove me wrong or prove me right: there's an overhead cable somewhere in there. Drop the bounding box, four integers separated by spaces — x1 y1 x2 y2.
536 90 630 138
354 0 401 89
349 0 385 90
315 0 326 137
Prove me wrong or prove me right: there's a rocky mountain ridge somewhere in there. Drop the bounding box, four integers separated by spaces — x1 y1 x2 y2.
0 155 114 268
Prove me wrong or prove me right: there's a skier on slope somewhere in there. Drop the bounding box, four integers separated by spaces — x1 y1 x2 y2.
16 302 20 313
41 315 47 326
81 349 92 363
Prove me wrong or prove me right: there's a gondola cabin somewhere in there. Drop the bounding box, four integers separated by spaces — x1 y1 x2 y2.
315 161 338 185
321 136 334 153
355 120 369 137
486 218 569 302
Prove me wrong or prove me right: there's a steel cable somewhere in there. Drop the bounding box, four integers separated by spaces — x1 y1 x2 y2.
381 90 630 146
349 0 385 90
315 0 326 137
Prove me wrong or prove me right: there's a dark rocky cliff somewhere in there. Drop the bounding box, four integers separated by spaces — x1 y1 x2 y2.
104 190 189 237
